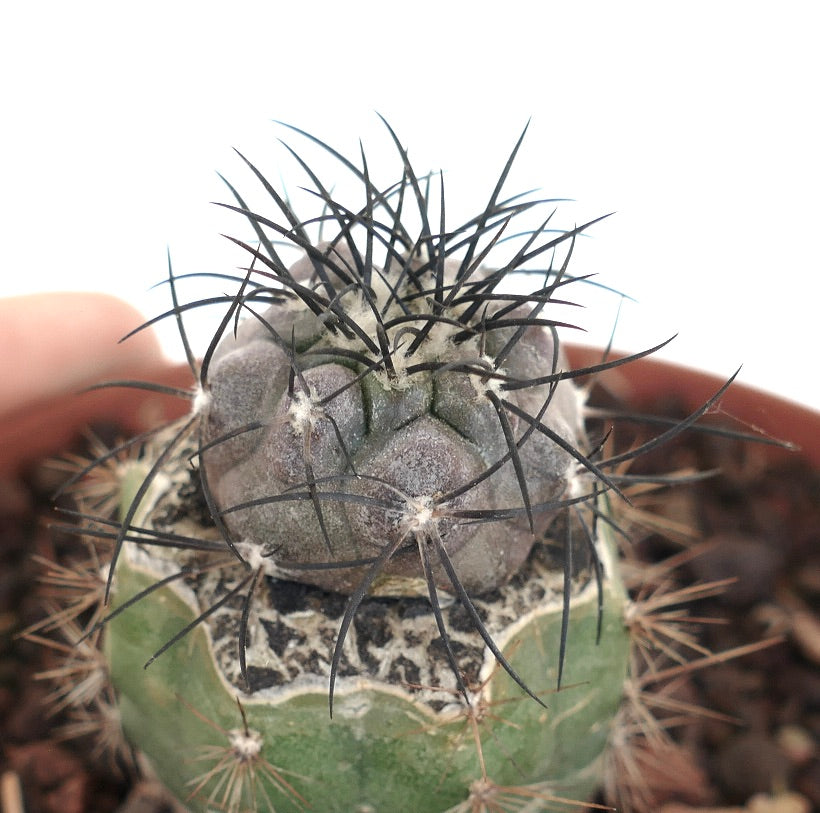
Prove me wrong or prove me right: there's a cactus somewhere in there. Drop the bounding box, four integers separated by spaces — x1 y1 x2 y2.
38 119 768 813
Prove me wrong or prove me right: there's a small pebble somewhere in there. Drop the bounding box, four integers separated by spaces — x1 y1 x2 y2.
716 732 792 802
659 791 812 813
776 725 816 766
691 532 782 607
747 791 812 813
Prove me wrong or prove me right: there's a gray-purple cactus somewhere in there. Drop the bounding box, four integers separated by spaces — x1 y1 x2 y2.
202 243 584 598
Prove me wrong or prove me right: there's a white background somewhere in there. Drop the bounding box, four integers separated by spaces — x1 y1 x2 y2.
2 2 817 409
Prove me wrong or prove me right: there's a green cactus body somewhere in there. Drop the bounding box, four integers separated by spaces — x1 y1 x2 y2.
108 461 629 812
47 121 743 812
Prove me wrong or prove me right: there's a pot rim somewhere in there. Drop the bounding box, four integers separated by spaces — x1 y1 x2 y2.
564 344 819 467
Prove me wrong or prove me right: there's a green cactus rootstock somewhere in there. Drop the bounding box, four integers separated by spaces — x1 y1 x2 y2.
108 535 629 812
50 120 745 813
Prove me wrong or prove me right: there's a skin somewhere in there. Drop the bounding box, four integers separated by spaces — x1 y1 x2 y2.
0 293 191 477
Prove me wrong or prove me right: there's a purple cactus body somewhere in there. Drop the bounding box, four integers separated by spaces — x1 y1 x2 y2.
202 244 582 596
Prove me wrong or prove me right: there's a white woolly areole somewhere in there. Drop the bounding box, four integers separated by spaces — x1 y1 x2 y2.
228 727 263 761
287 388 323 435
191 385 211 416
234 540 282 578
469 354 505 400
399 495 435 537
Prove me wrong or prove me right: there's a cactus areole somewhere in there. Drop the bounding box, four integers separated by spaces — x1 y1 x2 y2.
76 120 714 812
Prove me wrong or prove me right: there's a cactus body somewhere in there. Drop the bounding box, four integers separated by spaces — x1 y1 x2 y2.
108 467 629 812
202 245 582 598
44 121 744 813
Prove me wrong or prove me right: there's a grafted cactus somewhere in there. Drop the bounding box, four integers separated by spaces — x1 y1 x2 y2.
203 242 585 600
39 119 757 813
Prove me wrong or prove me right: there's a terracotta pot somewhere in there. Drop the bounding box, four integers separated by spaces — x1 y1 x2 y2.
565 345 820 468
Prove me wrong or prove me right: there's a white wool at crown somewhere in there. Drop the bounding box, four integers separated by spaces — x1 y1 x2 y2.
2 3 817 410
